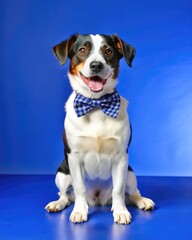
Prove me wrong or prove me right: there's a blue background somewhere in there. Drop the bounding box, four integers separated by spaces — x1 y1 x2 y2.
0 0 191 176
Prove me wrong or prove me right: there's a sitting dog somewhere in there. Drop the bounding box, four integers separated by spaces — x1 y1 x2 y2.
45 34 155 224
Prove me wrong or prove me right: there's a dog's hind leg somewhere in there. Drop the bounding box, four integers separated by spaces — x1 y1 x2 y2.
45 171 72 212
125 167 155 211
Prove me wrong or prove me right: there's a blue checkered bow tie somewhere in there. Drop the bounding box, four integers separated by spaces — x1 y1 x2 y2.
74 91 121 118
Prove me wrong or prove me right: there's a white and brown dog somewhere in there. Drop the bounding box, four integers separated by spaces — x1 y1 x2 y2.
45 34 155 224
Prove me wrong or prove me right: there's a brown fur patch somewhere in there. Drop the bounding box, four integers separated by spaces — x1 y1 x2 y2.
70 61 85 75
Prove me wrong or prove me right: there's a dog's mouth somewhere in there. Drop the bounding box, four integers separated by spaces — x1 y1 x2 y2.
79 72 107 92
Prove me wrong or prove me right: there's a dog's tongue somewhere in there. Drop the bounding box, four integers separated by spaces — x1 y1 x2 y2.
88 76 104 92
88 80 103 92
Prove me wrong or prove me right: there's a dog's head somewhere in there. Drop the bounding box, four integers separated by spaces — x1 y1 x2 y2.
53 34 136 97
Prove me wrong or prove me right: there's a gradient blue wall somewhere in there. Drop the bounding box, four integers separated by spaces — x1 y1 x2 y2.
0 0 192 175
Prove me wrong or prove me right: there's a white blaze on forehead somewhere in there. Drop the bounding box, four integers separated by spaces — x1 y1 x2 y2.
90 34 103 54
89 34 104 62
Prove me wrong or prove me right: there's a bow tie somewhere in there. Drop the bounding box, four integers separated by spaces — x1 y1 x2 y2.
74 91 121 118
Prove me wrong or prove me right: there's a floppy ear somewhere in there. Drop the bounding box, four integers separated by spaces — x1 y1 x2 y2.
52 34 78 65
112 34 136 67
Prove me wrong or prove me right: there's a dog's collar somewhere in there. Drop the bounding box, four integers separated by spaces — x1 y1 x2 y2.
73 91 121 118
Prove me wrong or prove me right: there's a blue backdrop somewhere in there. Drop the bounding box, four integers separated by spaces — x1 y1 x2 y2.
0 0 192 176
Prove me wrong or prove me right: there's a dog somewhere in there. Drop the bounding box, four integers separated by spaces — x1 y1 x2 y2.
45 34 155 224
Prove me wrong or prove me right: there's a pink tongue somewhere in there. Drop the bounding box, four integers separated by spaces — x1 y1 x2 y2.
88 80 103 91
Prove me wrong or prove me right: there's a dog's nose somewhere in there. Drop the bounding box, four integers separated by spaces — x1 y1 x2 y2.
90 61 104 73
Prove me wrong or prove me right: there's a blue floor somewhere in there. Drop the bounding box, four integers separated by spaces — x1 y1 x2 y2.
0 175 192 240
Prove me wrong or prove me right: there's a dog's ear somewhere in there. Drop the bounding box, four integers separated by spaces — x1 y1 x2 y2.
52 34 78 65
112 34 136 67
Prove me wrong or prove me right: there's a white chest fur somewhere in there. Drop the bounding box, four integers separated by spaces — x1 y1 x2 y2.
65 91 130 180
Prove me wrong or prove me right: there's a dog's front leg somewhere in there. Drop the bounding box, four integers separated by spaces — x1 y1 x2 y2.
68 153 88 223
111 153 131 224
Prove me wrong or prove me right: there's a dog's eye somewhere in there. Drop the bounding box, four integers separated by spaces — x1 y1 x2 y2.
78 47 87 55
105 48 113 56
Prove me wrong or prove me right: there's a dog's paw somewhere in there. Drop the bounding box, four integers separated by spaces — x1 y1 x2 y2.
45 196 69 213
135 197 155 211
45 201 65 212
70 211 88 223
113 210 132 225
129 190 155 211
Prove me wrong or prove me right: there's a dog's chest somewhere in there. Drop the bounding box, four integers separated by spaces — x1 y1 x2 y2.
65 93 129 179
66 108 126 153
